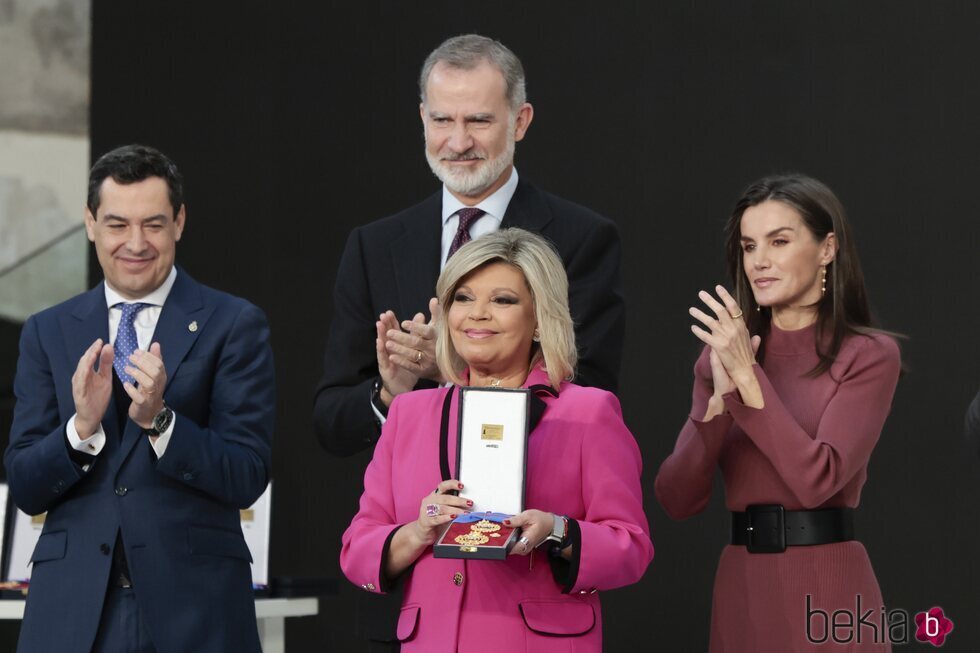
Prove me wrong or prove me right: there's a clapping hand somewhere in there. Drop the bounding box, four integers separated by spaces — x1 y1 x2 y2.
689 285 764 411
72 339 115 439
384 297 444 382
123 343 168 431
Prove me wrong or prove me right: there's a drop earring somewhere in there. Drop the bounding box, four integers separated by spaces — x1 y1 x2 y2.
820 265 827 296
532 329 541 342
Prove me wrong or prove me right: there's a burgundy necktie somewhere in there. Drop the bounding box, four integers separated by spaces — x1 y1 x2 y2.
446 208 486 261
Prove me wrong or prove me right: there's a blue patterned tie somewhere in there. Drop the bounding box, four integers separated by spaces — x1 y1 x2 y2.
113 302 150 385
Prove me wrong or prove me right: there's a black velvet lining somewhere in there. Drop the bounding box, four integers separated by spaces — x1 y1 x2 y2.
378 524 405 593
438 386 455 481
548 517 582 593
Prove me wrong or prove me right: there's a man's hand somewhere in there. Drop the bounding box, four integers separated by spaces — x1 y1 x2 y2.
376 311 420 406
385 297 444 383
72 339 115 439
124 343 168 430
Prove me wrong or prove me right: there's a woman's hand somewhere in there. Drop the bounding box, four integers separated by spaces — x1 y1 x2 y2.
376 310 420 406
689 286 758 382
384 479 472 579
708 338 761 398
408 480 472 547
504 510 557 556
690 285 764 410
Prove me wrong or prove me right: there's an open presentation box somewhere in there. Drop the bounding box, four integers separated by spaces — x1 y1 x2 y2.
434 387 530 560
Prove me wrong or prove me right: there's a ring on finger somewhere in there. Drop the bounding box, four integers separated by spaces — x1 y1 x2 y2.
517 536 530 552
425 503 440 517
728 310 744 320
414 350 423 364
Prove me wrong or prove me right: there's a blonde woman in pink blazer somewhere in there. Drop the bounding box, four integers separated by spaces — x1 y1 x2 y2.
341 228 653 652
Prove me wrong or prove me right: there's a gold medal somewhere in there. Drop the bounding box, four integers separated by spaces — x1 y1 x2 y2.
471 519 502 533
454 532 489 545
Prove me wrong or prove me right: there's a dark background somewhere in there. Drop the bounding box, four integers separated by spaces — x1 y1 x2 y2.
2 1 979 650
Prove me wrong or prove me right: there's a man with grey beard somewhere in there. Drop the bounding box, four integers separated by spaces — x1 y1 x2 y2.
313 34 624 650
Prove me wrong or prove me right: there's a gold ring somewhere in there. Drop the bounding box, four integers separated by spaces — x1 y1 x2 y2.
414 350 423 364
729 310 744 320
143 388 155 395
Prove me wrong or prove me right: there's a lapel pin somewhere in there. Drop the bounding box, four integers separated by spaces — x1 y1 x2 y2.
188 321 198 332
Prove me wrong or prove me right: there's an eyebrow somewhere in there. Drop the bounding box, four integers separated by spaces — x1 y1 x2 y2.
427 111 495 121
102 214 169 223
741 226 796 241
453 286 520 294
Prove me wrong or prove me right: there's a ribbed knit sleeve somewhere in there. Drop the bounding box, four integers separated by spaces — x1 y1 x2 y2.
724 334 900 509
655 346 732 520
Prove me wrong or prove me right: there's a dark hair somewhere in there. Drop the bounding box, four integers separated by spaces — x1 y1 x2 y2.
87 144 183 218
725 173 887 376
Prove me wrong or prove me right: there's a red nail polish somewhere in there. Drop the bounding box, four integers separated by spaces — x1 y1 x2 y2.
450 514 457 519
457 483 464 489
504 520 511 525
466 500 473 506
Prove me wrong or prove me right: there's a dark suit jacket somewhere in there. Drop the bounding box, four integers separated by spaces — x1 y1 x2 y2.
314 179 624 458
4 270 274 653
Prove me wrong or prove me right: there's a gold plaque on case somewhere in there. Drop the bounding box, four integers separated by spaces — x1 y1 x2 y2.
481 424 504 441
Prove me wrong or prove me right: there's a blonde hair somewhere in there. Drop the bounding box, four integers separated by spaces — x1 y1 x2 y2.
435 228 577 390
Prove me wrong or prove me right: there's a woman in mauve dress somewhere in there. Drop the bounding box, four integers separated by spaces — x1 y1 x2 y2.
656 174 901 652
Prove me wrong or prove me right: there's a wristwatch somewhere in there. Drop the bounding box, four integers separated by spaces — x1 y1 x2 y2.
543 514 570 552
370 377 390 418
143 404 174 437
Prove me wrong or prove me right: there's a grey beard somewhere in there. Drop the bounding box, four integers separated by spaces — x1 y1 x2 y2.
426 141 515 197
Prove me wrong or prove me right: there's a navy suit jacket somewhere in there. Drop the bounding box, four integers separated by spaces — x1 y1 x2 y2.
314 179 625 458
4 270 274 653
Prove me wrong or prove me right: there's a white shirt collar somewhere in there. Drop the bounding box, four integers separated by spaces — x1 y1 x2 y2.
104 266 178 309
441 166 519 224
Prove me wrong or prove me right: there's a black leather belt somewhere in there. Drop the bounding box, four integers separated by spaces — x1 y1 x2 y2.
731 505 855 553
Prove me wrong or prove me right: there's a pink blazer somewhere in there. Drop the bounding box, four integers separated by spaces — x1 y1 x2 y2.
341 366 653 653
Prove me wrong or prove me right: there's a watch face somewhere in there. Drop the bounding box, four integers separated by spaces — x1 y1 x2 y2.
153 408 172 432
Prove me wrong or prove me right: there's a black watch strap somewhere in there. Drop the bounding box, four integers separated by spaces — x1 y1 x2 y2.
144 404 174 436
371 377 390 418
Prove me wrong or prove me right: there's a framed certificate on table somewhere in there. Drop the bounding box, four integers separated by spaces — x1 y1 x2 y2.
1 483 273 588
434 387 530 560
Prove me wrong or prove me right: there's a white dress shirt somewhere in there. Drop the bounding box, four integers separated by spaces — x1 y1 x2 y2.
67 266 178 460
372 168 521 425
438 166 519 267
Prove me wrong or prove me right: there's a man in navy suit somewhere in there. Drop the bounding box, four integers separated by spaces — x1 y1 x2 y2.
5 145 274 653
313 35 624 650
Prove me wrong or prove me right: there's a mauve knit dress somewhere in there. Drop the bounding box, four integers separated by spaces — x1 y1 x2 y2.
656 323 900 652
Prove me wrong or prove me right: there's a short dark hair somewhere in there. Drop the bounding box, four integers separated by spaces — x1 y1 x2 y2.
87 144 183 218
